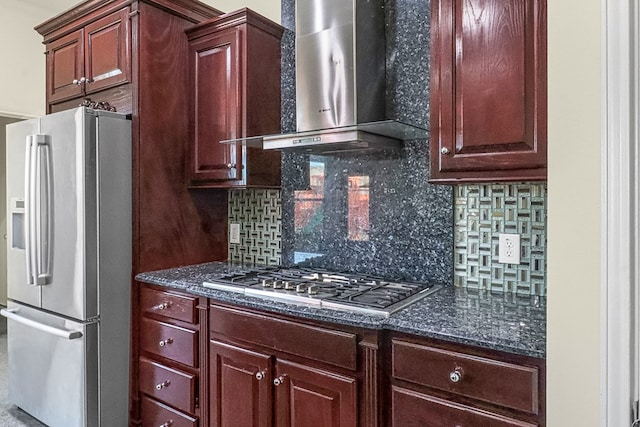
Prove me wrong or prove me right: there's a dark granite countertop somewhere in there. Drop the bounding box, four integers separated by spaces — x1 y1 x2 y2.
136 262 546 359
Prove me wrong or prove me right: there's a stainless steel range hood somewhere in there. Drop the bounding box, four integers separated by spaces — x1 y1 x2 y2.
241 0 427 153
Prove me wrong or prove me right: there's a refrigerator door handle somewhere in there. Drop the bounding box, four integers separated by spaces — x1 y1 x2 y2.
24 134 52 286
0 308 83 340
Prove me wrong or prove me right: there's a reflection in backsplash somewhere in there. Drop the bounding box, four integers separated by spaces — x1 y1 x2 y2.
347 175 370 241
281 144 455 285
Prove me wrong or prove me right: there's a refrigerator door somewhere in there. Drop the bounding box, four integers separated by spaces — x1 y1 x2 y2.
38 108 98 320
2 301 96 427
6 118 41 308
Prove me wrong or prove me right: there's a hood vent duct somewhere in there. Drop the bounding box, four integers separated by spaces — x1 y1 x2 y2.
227 0 427 152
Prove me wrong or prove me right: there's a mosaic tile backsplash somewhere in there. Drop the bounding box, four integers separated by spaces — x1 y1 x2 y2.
228 190 282 266
454 183 547 296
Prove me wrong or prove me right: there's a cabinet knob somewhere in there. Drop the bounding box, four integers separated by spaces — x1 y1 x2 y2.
227 163 236 169
156 302 171 310
449 367 463 383
155 380 171 390
441 147 451 155
158 338 173 347
255 370 267 381
159 421 173 427
273 375 287 386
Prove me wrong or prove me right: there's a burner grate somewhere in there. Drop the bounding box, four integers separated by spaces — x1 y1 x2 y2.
203 267 440 316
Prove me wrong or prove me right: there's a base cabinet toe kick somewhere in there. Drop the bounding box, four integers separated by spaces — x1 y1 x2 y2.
133 284 545 426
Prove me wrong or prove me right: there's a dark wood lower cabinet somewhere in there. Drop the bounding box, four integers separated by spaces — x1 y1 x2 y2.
391 386 537 427
141 395 198 427
208 303 363 427
133 293 546 427
387 334 545 427
209 340 358 427
209 340 272 427
274 359 357 427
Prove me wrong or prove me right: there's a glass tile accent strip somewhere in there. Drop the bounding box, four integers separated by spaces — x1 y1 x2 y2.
228 189 282 266
454 183 547 296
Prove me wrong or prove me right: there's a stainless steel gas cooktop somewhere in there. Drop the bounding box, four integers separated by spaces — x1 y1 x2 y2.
203 267 441 317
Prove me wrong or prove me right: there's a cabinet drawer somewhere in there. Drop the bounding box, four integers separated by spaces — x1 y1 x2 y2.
141 317 198 367
392 339 539 414
392 386 537 427
140 357 196 414
141 286 198 324
141 395 198 427
210 304 357 370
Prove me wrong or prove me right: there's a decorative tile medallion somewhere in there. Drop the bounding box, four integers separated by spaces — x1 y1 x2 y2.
228 189 282 266
454 183 547 296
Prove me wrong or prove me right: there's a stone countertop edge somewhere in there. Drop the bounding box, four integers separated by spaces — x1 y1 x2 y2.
135 262 546 359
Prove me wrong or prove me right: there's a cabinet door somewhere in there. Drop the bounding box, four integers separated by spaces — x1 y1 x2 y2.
430 0 547 182
274 359 357 427
84 8 131 94
189 29 243 183
46 29 84 103
209 340 272 427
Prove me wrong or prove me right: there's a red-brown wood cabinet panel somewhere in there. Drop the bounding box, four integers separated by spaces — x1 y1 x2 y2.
429 0 547 182
391 386 537 427
189 29 242 182
141 395 198 427
45 7 130 106
274 359 358 427
209 339 273 427
186 9 284 188
46 29 84 103
83 8 131 93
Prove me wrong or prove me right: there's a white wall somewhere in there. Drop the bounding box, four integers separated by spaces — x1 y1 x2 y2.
546 0 602 425
0 0 80 118
205 0 280 22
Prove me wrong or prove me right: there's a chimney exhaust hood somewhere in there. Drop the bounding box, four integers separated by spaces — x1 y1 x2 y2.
229 0 427 153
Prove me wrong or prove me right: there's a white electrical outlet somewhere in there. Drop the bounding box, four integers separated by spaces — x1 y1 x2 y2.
498 233 521 264
229 223 241 244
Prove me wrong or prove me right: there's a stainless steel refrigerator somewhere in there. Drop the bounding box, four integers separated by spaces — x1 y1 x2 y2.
1 107 132 426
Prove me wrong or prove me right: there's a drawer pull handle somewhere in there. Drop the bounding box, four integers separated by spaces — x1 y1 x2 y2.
441 147 451 155
159 421 173 427
155 380 171 390
273 375 287 386
255 370 267 381
159 338 173 347
156 302 171 310
449 368 463 383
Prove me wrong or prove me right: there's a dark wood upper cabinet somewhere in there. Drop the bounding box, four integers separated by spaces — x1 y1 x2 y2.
429 0 547 183
186 9 284 188
46 30 84 103
45 8 131 105
83 8 131 93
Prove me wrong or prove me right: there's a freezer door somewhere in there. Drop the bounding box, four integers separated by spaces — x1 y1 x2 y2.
2 301 96 427
6 118 41 308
